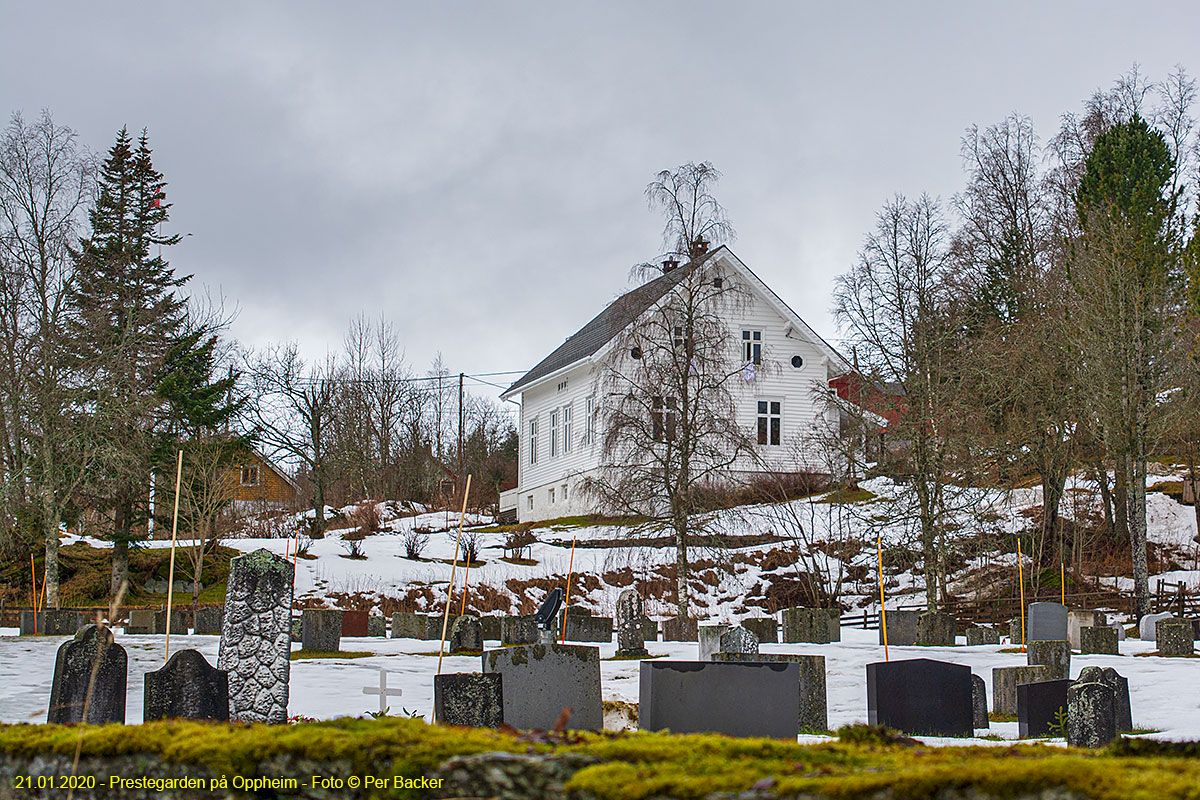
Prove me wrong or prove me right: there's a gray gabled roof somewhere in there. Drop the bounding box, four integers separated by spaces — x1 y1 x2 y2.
502 256 706 397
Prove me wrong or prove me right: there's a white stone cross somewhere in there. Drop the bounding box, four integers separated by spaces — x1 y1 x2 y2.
362 668 403 714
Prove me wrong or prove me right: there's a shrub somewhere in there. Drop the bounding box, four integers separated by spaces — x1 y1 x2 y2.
402 529 428 560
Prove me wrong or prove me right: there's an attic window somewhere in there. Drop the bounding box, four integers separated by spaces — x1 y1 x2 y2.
557 380 568 392
631 346 643 360
240 466 260 487
791 355 804 368
713 277 724 289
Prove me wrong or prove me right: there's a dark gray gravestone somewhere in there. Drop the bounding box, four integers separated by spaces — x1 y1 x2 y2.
661 615 698 642
481 643 601 731
479 616 502 642
866 658 972 737
641 618 658 642
1027 602 1067 642
917 611 956 646
698 623 732 660
367 615 387 637
21 611 84 636
741 616 779 644
640 660 799 739
1081 626 1119 655
1067 680 1116 748
966 626 1000 646
193 607 223 635
782 608 840 644
1067 610 1106 650
434 673 503 727
1077 666 1131 733
615 589 648 657
992 665 1049 715
391 612 427 639
18 611 41 635
563 614 612 643
47 625 127 724
154 610 188 635
450 614 484 654
1027 640 1070 680
1156 619 1193 656
971 674 988 729
427 614 458 641
501 614 538 646
143 649 229 721
880 610 920 646
126 609 155 634
301 609 342 652
217 548 294 724
1017 679 1070 738
712 653 827 732
718 626 759 657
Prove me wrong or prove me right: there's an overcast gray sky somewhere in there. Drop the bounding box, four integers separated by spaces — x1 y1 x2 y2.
2 2 1197 393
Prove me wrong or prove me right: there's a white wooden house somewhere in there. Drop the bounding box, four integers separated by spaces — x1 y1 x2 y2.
499 245 851 522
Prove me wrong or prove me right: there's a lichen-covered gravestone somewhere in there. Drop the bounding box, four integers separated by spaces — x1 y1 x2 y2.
450 614 483 654
1067 680 1116 747
126 609 155 635
783 608 840 644
1077 666 1132 733
698 623 732 660
718 626 759 657
391 612 427 639
434 673 503 727
1156 618 1194 656
661 615 698 642
971 674 988 730
301 609 342 652
880 610 920 646
501 614 538 646
966 626 1000 646
218 548 294 723
47 625 127 724
153 610 188 635
144 649 229 722
1067 610 1106 650
992 665 1049 716
1080 626 1119 655
482 642 602 730
193 606 224 635
615 589 648 658
741 616 779 644
917 611 956 646
1027 640 1070 680
367 615 386 637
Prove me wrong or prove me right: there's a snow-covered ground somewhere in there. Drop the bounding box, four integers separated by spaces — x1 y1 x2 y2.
1 626 1196 745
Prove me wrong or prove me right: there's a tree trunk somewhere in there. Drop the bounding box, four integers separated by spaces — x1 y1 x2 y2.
110 501 131 598
1126 452 1150 619
1095 460 1114 538
43 511 60 609
1114 465 1129 546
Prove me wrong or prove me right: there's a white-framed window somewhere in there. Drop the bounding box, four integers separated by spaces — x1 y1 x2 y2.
549 487 556 504
240 465 260 487
549 409 559 457
561 483 568 501
584 396 597 445
529 417 539 465
562 404 572 454
527 494 534 510
757 400 782 446
673 325 685 349
652 396 678 442
742 330 762 365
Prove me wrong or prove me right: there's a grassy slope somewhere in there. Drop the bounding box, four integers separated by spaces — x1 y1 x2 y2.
3 720 1200 799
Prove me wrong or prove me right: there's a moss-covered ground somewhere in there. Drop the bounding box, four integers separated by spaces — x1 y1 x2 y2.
5 719 1200 799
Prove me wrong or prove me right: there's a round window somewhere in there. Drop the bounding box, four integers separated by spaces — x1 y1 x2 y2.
791 355 804 368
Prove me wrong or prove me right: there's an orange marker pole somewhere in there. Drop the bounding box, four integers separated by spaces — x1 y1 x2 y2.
1061 563 1065 606
562 535 577 644
459 551 472 617
1017 540 1026 653
293 530 301 565
877 535 889 661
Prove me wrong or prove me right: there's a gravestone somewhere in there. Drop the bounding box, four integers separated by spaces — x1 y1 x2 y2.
153 610 188 635
427 614 459 641
126 609 155 634
218 548 294 723
1157 618 1193 656
1027 602 1068 641
698 623 732 661
1081 626 1119 655
1018 679 1070 738
563 613 612 643
143 648 229 722
661 615 698 642
866 658 972 737
18 611 42 635
391 612 428 639
917 611 956 646
434 673 503 727
501 614 538 646
340 609 369 637
362 668 404 714
367 615 386 637
783 608 838 644
966 626 1000 646
193 607 223 635
1139 611 1173 641
713 653 827 732
640 660 799 739
1067 610 1107 650
971 674 988 729
1067 680 1116 747
615 589 648 657
718 626 759 657
301 609 342 652
1077 666 1132 733
482 642 602 730
1110 620 1127 641
449 614 483 654
290 618 302 643
1008 616 1024 645
47 625 127 724
1027 640 1070 680
741 616 779 644
880 610 920 646
21 610 85 636
641 618 658 642
479 616 502 642
992 665 1049 715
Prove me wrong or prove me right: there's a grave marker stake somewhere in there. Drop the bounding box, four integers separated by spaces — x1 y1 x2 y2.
562 534 577 644
436 474 472 681
877 535 888 660
1018 540 1026 653
164 449 183 662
